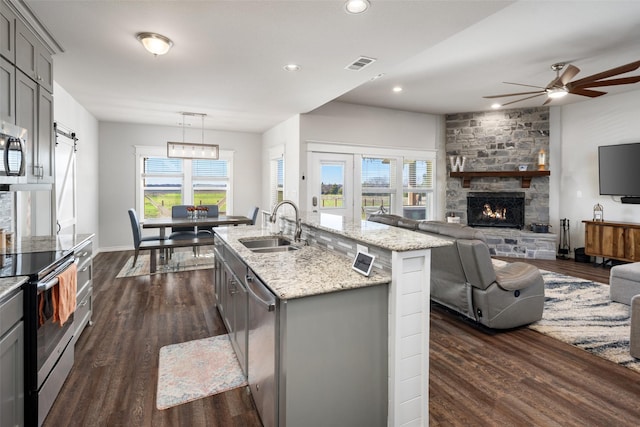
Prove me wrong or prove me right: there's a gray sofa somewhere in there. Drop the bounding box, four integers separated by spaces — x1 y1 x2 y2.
368 214 545 329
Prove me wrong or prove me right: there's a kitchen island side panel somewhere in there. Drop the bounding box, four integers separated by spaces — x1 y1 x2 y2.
280 283 389 427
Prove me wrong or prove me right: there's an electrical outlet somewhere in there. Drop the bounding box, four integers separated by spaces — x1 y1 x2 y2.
357 244 368 253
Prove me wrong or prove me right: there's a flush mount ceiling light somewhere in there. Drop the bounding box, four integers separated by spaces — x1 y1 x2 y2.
392 86 403 93
491 103 501 109
136 32 173 56
344 0 370 14
167 113 219 160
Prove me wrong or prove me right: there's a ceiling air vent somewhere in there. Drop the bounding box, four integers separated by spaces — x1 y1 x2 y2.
345 56 376 71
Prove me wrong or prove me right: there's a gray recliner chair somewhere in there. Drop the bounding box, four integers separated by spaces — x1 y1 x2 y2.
421 221 545 329
367 215 545 329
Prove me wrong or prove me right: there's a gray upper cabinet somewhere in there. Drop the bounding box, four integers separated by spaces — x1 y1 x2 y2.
15 19 53 94
16 69 53 183
0 1 15 63
0 55 14 123
37 88 53 182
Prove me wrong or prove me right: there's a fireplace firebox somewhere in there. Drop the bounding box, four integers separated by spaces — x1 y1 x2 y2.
467 192 525 229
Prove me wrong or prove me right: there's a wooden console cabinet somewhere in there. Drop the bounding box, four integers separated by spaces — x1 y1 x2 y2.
583 220 640 262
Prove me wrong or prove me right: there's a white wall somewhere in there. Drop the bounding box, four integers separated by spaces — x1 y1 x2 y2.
53 82 100 247
557 89 640 250
99 122 262 251
262 114 301 212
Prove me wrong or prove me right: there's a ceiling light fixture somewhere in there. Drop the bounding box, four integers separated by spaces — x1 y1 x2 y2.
392 86 403 93
345 0 370 14
167 113 219 160
491 103 501 109
546 87 569 99
136 32 173 56
283 64 300 72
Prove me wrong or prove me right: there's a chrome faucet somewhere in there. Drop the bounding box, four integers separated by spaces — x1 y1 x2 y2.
270 200 302 242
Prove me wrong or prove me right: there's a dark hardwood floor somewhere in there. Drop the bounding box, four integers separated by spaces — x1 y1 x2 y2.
44 252 640 426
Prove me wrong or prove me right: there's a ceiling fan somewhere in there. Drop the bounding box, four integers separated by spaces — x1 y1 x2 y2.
484 60 640 107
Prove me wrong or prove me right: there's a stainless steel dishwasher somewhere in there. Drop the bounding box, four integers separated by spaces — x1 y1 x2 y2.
245 268 278 427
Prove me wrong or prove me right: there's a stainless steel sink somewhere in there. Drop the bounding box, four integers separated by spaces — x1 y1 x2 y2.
250 246 299 254
240 236 297 252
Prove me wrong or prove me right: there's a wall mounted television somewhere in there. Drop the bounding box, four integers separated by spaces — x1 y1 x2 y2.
599 142 640 203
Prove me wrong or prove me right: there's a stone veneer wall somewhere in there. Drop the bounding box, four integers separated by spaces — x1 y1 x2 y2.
445 107 550 227
0 193 13 234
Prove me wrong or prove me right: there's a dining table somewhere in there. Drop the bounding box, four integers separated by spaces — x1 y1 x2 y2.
142 215 253 239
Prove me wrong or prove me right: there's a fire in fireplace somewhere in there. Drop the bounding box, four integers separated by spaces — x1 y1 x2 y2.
467 192 525 229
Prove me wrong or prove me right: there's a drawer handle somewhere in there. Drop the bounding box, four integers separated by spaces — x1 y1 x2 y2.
79 300 89 307
81 267 89 272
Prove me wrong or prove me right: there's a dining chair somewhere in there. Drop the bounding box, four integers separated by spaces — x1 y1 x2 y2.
128 209 163 265
194 205 219 234
247 206 259 225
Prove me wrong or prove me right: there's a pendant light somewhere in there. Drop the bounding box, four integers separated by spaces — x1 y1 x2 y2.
167 113 219 160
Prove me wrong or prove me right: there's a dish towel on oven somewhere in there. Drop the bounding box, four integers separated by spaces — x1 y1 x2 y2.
53 262 77 326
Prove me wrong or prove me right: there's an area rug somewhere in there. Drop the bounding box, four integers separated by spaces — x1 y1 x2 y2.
156 334 248 410
528 268 640 373
116 249 215 278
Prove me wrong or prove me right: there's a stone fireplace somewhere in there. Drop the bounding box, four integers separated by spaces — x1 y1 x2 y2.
444 107 555 259
467 192 525 229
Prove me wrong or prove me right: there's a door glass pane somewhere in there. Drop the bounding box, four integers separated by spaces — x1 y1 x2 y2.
321 163 344 209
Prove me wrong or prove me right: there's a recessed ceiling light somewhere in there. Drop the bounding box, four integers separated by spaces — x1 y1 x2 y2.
491 103 501 109
392 86 403 93
283 64 300 72
345 0 370 14
136 32 173 56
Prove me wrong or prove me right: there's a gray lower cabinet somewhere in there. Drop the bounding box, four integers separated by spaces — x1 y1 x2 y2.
0 289 24 427
215 238 389 427
72 239 93 346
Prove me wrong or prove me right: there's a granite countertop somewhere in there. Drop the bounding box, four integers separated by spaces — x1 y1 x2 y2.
299 212 452 252
215 214 451 299
0 276 28 301
215 226 391 300
6 233 95 255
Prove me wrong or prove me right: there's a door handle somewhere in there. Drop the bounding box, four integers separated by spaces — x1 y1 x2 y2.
312 196 317 207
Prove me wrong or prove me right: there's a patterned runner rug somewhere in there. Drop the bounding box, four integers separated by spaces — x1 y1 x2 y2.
529 269 640 373
156 334 247 410
116 249 215 278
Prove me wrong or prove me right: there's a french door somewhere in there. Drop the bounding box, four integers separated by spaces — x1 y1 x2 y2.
309 152 354 218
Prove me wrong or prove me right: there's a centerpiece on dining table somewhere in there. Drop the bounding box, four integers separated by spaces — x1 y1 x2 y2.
186 205 209 219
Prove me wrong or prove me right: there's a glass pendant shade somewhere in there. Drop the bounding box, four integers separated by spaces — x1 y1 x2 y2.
167 141 219 159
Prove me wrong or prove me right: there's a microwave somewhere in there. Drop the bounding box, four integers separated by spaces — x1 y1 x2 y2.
0 121 28 185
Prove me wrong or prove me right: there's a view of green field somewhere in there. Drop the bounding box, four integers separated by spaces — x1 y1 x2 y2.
144 190 226 218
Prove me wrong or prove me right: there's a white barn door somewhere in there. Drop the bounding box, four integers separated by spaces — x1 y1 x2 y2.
54 124 77 234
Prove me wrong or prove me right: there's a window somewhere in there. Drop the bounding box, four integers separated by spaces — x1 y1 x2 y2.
402 159 434 220
192 159 230 214
361 157 397 218
270 154 284 209
141 157 183 219
135 146 233 219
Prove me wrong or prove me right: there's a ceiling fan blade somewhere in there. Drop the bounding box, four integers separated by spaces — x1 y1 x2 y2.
501 93 545 106
559 64 580 85
502 81 546 89
569 60 640 87
483 90 544 99
570 75 640 88
569 87 607 97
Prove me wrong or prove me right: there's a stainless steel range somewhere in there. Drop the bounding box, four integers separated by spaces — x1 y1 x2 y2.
1 250 77 426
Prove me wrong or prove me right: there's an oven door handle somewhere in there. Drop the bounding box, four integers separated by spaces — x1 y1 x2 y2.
37 257 77 292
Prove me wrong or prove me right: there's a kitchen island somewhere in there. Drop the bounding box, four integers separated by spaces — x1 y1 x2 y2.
214 213 451 427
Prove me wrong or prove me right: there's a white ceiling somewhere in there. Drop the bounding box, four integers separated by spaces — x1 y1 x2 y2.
22 0 640 133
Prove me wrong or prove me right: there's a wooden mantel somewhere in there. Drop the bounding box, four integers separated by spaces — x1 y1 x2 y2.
450 170 551 188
